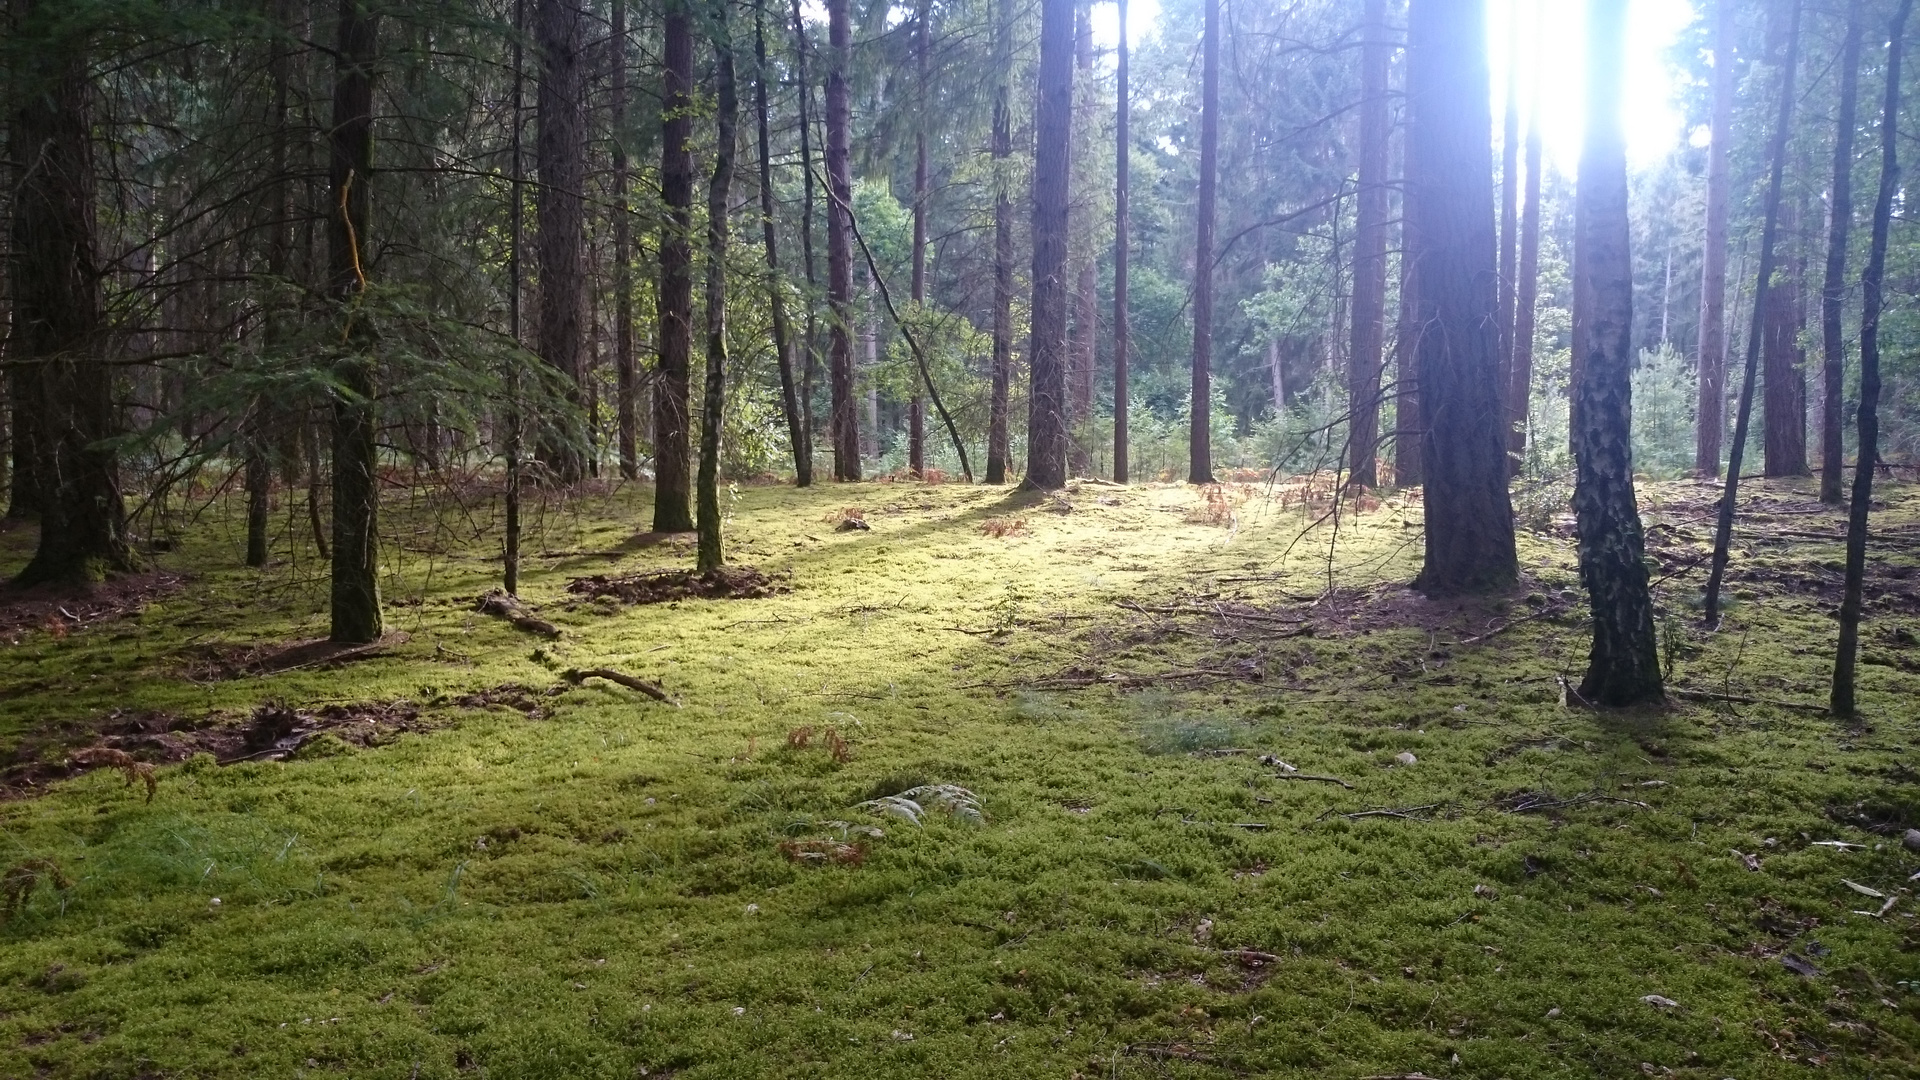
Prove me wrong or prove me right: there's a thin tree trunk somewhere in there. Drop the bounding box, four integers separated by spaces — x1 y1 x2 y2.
1833 0 1910 717
9 0 134 585
908 0 930 477
506 0 525 593
1068 0 1095 477
1405 0 1514 594
1112 0 1129 484
1509 96 1542 474
825 0 860 479
326 0 381 642
248 1 297 569
612 0 639 480
790 0 819 484
1762 189 1808 477
1696 0 1734 477
1393 234 1422 487
1704 0 1801 626
756 1 806 486
1496 11 1520 431
1024 0 1073 490
535 0 587 484
698 6 738 572
1187 0 1219 485
654 1 697 527
986 0 1014 484
1573 0 1662 707
1820 0 1863 504
1347 0 1389 489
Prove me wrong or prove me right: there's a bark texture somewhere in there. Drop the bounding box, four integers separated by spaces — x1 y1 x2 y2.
1404 0 1515 594
1346 0 1389 489
825 0 860 480
755 2 807 486
1112 0 1130 484
986 0 1014 484
1024 0 1073 489
1762 206 1808 478
698 9 737 572
654 2 696 528
1695 0 1734 477
1508 108 1542 474
1187 0 1219 485
612 0 639 480
1572 0 1662 707
534 0 587 484
1819 0 1862 504
1068 1 1095 477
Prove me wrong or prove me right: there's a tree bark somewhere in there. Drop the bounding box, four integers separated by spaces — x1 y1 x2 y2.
1496 12 1520 436
8 0 135 586
534 0 587 484
986 0 1014 484
1187 0 1219 485
1346 0 1389 490
755 1 807 487
1762 189 1808 477
612 0 639 480
1508 103 1542 474
654 1 697 527
1112 0 1130 484
1068 0 1095 477
506 0 525 594
825 0 861 480
1833 0 1910 718
698 5 738 573
908 0 931 477
1404 0 1515 594
1704 0 1800 626
790 0 819 485
1393 233 1422 487
1024 0 1073 489
1695 0 1734 477
1819 0 1862 504
1572 0 1662 707
326 0 382 642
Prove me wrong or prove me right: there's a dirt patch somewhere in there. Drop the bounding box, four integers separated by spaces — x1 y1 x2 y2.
566 566 789 606
172 632 409 682
0 572 186 641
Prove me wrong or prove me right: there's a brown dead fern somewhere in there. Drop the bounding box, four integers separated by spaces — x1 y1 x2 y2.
73 747 157 803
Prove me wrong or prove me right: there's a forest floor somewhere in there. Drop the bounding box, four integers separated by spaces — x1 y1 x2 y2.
1 472 1917 1079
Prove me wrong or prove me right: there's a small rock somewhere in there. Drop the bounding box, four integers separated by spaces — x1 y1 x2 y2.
1903 828 1920 854
209 897 222 907
732 1007 746 1016
1641 994 1679 1009
836 517 870 532
1546 1007 1561 1018
744 903 760 915
1394 751 1418 766
1472 884 1497 899
1194 918 1214 942
892 1030 915 1041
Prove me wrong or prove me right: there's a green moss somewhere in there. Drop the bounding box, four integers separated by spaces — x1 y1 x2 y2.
0 477 1916 1077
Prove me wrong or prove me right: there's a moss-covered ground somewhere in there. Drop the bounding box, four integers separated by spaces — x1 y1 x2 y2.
2 475 1917 1079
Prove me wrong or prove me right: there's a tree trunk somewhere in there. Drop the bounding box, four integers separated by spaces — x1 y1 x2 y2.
1695 0 1734 477
1187 0 1219 485
612 0 639 480
1496 12 1520 434
1508 102 1542 474
1819 0 1862 504
1704 0 1800 626
698 6 738 573
248 2 298 569
790 0 819 485
534 0 587 484
1347 0 1389 489
1068 0 1095 478
327 0 382 643
1404 0 1515 595
1393 235 1422 487
824 0 861 479
1112 0 1130 484
986 0 1014 484
907 0 931 477
654 1 697 527
8 0 134 586
1572 0 1662 707
1762 191 1808 477
755 1 807 487
506 0 525 593
1833 0 1910 718
1024 0 1073 490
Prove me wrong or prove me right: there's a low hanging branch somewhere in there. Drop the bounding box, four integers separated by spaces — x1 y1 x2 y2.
815 167 975 482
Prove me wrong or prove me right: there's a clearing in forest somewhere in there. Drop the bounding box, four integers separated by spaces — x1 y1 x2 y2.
1 477 1917 1078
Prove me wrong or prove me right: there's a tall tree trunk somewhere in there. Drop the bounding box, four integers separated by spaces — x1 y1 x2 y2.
755 2 806 486
1346 0 1389 489
1695 0 1734 477
825 0 860 479
1393 235 1422 487
1762 188 1808 477
698 6 738 572
1495 11 1520 433
327 0 381 642
1187 0 1219 485
1704 0 1801 626
790 0 818 484
986 0 1014 484
1820 0 1863 504
1024 0 1073 489
1111 0 1129 484
1573 0 1662 707
1508 100 1542 474
535 0 587 484
506 0 525 593
654 1 697 527
9 0 134 585
1405 0 1515 594
612 0 639 480
1833 0 1910 717
1068 0 1095 477
907 0 930 477
249 0 297 569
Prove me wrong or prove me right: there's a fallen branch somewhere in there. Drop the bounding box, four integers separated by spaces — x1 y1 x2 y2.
1455 607 1565 647
561 667 672 703
1669 687 1830 714
1272 773 1355 790
1316 804 1438 823
476 590 562 638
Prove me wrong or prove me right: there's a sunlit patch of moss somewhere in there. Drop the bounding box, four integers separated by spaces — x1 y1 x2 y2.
0 477 1915 1077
